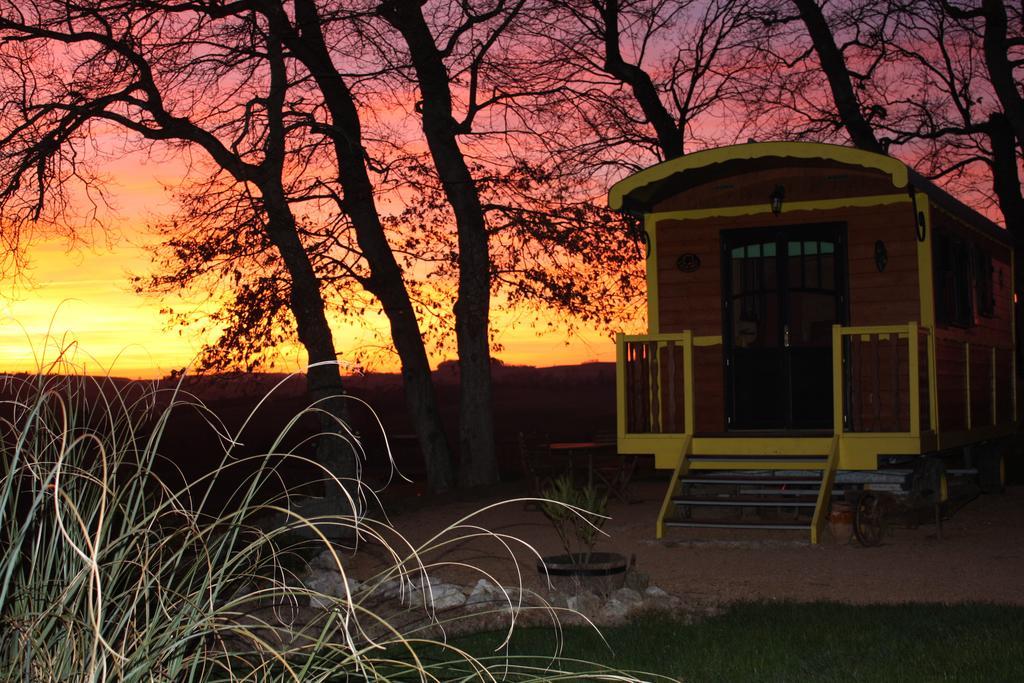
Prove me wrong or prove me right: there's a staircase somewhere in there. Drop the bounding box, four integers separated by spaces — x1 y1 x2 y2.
656 436 840 543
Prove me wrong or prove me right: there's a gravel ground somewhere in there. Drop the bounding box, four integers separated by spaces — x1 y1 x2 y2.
350 479 1024 609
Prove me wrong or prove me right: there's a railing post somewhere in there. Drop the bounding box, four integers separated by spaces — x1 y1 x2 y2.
616 333 627 441
665 341 678 433
992 346 997 426
683 331 694 435
908 322 920 437
965 342 972 430
832 324 843 434
1007 350 1015 423
928 330 939 432
649 341 661 433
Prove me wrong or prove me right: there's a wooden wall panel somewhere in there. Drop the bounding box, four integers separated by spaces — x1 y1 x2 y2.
645 161 1014 440
656 219 722 336
935 337 968 432
845 334 910 432
653 164 896 213
657 342 686 433
655 203 919 434
693 345 726 433
931 209 1013 348
656 202 920 334
918 331 932 432
845 204 920 327
929 207 1013 434
969 346 995 427
995 347 1015 425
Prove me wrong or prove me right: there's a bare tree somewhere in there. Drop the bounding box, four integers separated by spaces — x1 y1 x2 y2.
536 0 769 168
936 0 1024 231
0 1 457 495
747 0 1024 364
256 0 460 492
750 0 1022 237
955 0 1024 154
373 0 524 487
387 159 645 347
790 0 886 152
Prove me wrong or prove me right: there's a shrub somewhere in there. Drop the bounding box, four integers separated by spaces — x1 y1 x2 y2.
539 474 609 565
0 368 650 681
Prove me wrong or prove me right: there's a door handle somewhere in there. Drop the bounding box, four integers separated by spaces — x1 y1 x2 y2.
784 324 791 348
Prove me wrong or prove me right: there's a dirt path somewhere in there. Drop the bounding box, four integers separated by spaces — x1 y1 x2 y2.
356 480 1024 608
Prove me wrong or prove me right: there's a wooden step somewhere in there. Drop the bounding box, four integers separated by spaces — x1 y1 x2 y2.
680 475 822 486
673 495 818 507
739 487 845 497
688 456 828 470
664 517 810 531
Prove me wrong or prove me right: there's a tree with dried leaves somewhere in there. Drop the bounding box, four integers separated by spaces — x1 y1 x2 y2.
755 0 1022 237
0 0 643 493
534 0 770 169
0 0 457 497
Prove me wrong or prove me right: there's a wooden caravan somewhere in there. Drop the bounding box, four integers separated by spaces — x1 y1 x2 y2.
610 142 1016 543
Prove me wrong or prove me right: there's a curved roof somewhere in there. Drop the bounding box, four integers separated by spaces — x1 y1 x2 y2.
608 141 908 212
607 141 1007 243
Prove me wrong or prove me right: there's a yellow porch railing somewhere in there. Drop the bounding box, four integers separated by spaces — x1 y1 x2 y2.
616 332 695 437
930 336 1016 433
618 322 1013 543
618 322 1013 444
834 323 1015 438
833 322 934 437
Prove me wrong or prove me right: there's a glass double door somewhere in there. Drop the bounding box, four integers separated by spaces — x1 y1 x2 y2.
722 224 846 430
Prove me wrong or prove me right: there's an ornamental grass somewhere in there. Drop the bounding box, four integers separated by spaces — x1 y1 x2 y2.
0 356 655 682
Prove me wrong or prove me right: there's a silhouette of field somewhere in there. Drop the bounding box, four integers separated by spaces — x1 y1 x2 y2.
0 363 618 505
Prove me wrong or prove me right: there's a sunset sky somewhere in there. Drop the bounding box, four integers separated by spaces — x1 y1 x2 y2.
1 219 621 379
0 129 631 379
0 0 1012 383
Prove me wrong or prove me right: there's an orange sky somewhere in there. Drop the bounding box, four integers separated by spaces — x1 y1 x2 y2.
0 103 632 379
2 214 621 380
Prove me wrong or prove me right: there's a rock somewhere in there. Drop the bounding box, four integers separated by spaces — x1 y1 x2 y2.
545 591 569 609
644 585 669 599
310 548 344 571
423 583 467 610
599 598 632 624
566 591 601 617
308 593 335 610
611 587 643 606
625 570 650 592
466 578 503 608
489 587 535 613
368 578 403 600
304 568 361 599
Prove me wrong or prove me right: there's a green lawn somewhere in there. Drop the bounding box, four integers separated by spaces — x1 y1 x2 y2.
445 602 1024 682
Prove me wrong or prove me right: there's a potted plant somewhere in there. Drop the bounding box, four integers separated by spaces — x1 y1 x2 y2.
537 474 628 594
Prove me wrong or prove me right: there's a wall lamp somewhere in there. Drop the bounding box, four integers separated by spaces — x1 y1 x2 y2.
770 185 785 216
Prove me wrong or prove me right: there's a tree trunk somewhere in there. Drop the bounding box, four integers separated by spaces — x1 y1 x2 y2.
987 113 1024 241
793 0 885 153
377 280 456 493
276 0 457 493
379 0 499 488
325 127 456 493
601 0 684 159
260 187 358 509
985 112 1024 374
981 0 1024 153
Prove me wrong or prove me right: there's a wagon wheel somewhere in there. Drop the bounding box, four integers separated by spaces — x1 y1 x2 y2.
854 493 886 547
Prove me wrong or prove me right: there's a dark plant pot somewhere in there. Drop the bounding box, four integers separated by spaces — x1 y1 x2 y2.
537 552 628 595
828 500 854 544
